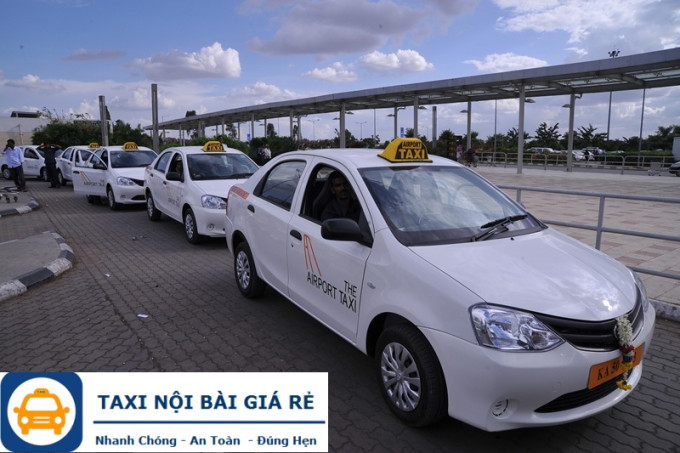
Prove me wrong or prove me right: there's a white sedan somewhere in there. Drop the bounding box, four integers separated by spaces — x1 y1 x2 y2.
72 142 157 210
144 141 258 243
1 145 46 180
56 143 98 186
224 137 655 431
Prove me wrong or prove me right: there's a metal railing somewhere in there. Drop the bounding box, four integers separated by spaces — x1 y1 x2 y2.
476 152 676 174
497 184 680 282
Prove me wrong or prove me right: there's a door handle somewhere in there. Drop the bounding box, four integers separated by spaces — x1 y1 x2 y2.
248 205 255 213
290 230 302 240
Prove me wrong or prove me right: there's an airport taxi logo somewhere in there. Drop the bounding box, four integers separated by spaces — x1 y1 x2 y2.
1 373 82 452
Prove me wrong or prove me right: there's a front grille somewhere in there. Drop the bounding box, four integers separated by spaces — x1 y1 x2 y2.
535 378 619 413
535 290 644 351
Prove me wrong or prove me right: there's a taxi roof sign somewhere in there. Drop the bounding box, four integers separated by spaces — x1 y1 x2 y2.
202 141 225 152
89 142 99 148
378 138 431 163
122 142 139 151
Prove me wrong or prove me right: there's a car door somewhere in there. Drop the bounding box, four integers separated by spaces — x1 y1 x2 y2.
57 147 72 179
22 148 40 177
72 150 107 197
285 164 371 341
146 151 173 215
245 160 307 293
160 153 185 222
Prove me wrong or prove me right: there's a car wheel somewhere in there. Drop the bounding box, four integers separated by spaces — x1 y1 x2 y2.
146 192 161 221
40 167 46 181
375 323 447 427
57 170 65 186
234 240 265 298
107 187 120 210
183 208 202 244
1 167 9 180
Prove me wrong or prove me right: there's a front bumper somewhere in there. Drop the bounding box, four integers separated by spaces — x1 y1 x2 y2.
422 303 656 432
112 185 145 204
193 206 227 237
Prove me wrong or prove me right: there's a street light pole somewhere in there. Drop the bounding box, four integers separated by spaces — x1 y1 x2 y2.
307 118 320 140
356 121 367 140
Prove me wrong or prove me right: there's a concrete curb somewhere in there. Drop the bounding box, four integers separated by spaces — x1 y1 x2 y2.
0 196 40 217
0 231 74 302
651 299 680 323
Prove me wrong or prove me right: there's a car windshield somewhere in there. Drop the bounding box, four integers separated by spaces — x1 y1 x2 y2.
187 153 258 181
110 150 157 168
360 165 542 246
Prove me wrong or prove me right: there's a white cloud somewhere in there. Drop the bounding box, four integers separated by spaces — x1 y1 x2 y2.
228 82 299 105
303 63 358 82
64 48 125 61
360 49 434 73
4 74 66 93
248 0 426 56
465 53 547 72
130 42 241 81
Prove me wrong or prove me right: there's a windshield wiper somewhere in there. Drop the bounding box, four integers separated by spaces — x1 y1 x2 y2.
472 214 528 242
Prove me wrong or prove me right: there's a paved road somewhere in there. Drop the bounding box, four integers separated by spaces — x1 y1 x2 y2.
1 179 679 453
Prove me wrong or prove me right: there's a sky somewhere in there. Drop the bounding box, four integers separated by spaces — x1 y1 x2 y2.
1 0 679 144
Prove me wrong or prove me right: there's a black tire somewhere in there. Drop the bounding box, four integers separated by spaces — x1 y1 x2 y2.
1 167 10 180
234 240 265 298
40 167 46 181
146 192 161 221
86 195 95 204
183 208 202 244
57 170 65 187
375 324 447 427
107 187 120 210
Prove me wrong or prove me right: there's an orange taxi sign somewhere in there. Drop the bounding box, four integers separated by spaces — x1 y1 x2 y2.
89 142 99 148
122 142 139 151
378 138 431 163
202 141 225 152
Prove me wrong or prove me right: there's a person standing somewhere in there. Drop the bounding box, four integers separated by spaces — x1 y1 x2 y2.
2 139 27 191
41 143 61 188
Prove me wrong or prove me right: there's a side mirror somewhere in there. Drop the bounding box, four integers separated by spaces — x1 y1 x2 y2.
321 218 372 246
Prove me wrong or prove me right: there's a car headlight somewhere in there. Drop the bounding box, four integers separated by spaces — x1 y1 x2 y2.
470 304 564 351
632 270 649 312
116 176 135 186
201 195 226 210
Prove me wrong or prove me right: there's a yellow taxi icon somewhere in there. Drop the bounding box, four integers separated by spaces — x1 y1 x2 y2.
13 388 70 435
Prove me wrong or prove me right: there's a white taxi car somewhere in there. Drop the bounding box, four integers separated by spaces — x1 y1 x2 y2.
224 138 656 431
144 141 258 243
1 145 46 180
56 143 98 186
72 142 157 210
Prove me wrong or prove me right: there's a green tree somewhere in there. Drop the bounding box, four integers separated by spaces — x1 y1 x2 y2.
531 122 561 149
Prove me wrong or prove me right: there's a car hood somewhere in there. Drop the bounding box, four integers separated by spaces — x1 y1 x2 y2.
115 167 147 180
192 178 249 197
411 229 636 321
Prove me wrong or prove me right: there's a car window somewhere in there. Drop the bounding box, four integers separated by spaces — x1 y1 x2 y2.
110 150 157 168
360 165 539 246
154 151 172 173
24 149 38 159
258 160 305 211
63 148 72 160
187 153 258 181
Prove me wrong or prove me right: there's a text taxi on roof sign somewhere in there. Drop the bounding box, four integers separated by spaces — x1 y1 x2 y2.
144 141 259 243
223 137 655 431
72 142 157 210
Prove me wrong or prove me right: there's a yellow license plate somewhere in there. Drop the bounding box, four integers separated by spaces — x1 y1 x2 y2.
588 344 644 389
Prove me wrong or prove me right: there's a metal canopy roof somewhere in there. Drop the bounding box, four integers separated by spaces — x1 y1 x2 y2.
149 47 680 131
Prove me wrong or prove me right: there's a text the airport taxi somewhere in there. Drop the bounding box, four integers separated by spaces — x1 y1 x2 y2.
224 138 655 431
144 141 258 243
72 142 157 209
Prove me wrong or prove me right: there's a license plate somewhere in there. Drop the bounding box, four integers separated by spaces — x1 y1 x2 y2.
588 344 644 389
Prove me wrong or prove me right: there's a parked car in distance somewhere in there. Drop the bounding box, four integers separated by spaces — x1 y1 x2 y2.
72 142 157 210
528 147 558 154
56 143 99 186
1 145 46 180
143 141 258 243
669 160 680 177
224 137 656 431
